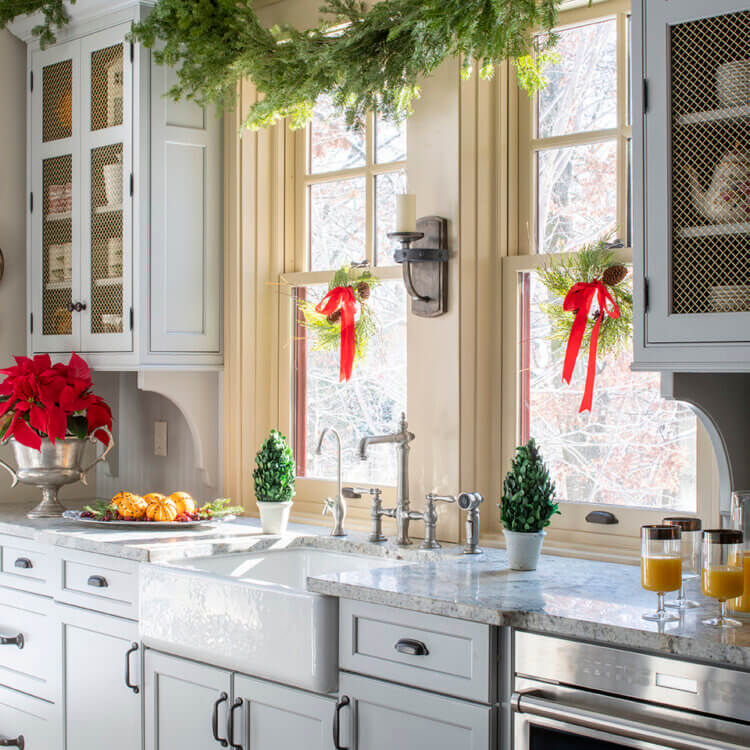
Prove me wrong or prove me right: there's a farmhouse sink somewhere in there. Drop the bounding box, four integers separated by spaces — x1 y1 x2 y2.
139 546 406 693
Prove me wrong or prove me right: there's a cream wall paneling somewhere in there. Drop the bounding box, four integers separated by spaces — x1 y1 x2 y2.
21 1 223 370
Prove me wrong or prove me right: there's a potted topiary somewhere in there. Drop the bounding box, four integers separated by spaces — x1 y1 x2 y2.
500 438 559 570
253 429 296 534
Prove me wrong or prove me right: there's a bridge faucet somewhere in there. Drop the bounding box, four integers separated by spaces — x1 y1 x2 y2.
316 427 346 537
358 413 415 546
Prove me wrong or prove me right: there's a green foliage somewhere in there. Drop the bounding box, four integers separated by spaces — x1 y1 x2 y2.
253 430 296 503
126 0 562 131
535 236 633 358
501 438 559 532
0 0 74 48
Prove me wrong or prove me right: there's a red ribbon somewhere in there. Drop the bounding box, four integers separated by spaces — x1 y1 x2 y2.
562 279 620 413
316 286 358 382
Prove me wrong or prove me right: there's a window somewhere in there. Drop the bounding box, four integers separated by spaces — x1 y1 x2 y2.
282 97 408 512
508 0 716 552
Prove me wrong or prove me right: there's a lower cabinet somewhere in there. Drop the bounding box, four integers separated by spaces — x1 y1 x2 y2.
233 673 338 750
340 672 495 750
144 650 231 750
57 604 141 750
0 684 57 749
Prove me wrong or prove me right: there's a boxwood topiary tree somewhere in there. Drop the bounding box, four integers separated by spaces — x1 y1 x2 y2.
501 438 559 532
253 430 296 503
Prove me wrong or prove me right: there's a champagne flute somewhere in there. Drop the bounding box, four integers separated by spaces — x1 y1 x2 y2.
663 517 701 609
641 525 681 623
702 529 744 629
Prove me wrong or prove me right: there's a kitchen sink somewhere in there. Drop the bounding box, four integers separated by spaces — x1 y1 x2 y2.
139 545 406 693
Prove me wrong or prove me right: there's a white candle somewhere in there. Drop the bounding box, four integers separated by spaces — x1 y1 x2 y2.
395 193 417 233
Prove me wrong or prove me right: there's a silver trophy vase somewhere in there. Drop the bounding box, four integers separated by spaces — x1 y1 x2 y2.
0 429 114 518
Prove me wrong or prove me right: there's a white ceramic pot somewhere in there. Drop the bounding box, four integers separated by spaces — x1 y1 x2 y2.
503 529 546 571
256 500 293 535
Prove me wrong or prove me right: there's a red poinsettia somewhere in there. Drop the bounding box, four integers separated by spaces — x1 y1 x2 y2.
0 354 112 450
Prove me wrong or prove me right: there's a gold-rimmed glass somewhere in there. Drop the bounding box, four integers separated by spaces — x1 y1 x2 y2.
641 525 681 623
663 517 701 609
702 529 744 629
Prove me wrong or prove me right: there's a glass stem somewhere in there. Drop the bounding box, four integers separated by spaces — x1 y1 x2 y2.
657 592 665 616
677 580 686 605
719 599 727 625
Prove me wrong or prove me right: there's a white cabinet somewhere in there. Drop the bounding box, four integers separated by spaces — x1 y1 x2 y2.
57 604 141 750
144 650 231 750
339 672 495 750
23 1 222 369
0 684 58 750
233 673 338 750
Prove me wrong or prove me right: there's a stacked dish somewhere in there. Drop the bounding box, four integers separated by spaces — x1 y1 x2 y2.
708 284 750 312
716 60 750 108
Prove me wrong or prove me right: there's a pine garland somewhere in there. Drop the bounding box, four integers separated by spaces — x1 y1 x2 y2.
535 236 633 359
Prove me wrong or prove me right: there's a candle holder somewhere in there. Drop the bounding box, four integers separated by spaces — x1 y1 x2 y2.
388 216 449 317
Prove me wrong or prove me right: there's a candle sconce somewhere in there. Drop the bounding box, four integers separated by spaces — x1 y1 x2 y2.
388 216 449 317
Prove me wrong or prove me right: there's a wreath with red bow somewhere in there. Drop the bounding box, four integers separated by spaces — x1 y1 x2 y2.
535 237 633 413
297 265 379 382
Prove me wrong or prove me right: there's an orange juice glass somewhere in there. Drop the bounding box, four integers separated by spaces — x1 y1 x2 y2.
702 529 743 629
641 525 681 623
729 491 750 615
728 551 750 614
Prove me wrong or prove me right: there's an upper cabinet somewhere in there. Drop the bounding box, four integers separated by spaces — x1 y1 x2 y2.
633 0 750 371
21 2 222 370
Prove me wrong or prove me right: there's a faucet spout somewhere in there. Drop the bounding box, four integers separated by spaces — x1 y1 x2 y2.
316 428 346 537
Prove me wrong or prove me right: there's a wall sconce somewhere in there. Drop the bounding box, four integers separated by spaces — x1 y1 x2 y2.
388 196 449 317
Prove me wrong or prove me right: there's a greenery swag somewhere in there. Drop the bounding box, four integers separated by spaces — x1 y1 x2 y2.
2 0 562 130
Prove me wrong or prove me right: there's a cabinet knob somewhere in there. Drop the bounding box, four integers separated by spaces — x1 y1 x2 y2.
13 558 33 570
0 633 24 650
394 638 429 656
67 302 87 313
87 574 108 588
0 735 24 748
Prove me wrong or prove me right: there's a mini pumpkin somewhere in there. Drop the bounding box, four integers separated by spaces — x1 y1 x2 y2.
144 493 178 522
169 491 196 515
115 493 147 520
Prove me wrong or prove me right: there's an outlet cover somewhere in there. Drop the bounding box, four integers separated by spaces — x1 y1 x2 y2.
154 421 168 457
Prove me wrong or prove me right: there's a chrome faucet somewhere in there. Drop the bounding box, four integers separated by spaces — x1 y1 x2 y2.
418 494 456 550
358 413 415 546
316 428 346 537
343 486 392 542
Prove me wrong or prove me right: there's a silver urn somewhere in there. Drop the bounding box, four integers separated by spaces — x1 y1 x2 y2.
0 429 113 518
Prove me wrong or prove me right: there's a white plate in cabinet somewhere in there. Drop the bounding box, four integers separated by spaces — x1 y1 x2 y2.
57 604 141 750
55 549 138 620
0 536 52 597
144 650 231 750
339 672 495 750
0 683 59 750
0 587 55 702
339 599 496 704
233 673 338 750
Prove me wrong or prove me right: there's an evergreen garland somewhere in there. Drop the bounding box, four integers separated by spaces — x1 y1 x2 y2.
0 0 72 48
501 438 559 532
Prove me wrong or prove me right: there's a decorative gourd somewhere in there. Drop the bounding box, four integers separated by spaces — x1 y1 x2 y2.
169 491 196 515
114 493 147 520
144 493 178 522
110 492 144 517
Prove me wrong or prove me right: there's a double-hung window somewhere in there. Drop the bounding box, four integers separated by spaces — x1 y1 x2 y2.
279 96 409 520
503 0 718 555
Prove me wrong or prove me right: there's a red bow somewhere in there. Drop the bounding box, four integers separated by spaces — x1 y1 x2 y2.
316 286 358 382
562 280 620 413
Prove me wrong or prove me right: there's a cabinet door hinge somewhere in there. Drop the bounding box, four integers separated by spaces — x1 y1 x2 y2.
643 79 649 114
29 313 33 334
130 42 134 62
129 307 134 330
129 173 134 197
644 278 650 313
29 192 33 213
29 70 33 92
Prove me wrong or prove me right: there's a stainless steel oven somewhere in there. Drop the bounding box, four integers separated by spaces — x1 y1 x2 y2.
512 632 750 750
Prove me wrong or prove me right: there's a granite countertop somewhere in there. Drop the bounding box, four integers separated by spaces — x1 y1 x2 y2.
1 504 749 670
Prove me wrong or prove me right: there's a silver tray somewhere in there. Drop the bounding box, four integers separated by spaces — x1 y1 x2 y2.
62 510 236 529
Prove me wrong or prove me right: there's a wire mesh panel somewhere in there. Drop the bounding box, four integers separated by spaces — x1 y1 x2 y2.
42 59 73 142
90 143 124 335
91 44 124 131
42 155 73 335
671 10 750 314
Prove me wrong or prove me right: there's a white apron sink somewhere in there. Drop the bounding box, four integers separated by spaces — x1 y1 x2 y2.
139 547 405 693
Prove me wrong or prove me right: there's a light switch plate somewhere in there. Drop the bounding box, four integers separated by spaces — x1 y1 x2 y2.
154 421 168 456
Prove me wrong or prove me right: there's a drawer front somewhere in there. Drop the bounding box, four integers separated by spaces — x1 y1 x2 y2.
340 600 495 704
0 588 55 702
56 549 138 620
0 536 52 597
0 684 58 750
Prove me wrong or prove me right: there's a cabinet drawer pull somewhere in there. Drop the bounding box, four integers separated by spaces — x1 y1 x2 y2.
0 735 24 748
124 642 139 694
333 695 350 750
227 698 243 750
13 558 33 570
211 692 229 747
87 575 108 588
0 634 24 650
394 638 429 656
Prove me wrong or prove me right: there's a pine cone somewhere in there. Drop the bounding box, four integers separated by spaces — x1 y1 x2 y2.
326 309 341 324
602 264 628 287
356 281 371 300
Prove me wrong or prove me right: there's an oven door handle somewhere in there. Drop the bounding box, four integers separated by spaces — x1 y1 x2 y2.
511 691 748 750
